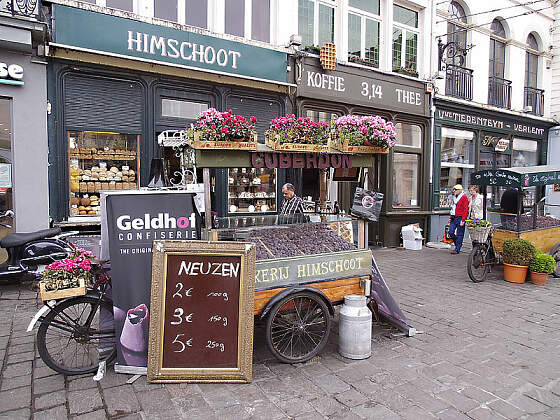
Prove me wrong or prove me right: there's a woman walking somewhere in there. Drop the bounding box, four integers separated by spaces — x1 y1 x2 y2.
468 185 483 220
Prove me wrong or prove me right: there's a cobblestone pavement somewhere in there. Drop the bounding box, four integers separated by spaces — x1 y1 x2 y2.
1 246 560 419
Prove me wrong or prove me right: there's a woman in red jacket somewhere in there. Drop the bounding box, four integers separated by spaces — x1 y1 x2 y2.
448 184 469 254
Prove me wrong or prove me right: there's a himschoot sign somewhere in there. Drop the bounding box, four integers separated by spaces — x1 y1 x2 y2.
52 4 287 84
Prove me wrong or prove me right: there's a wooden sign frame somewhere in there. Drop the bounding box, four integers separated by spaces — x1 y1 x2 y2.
147 240 256 383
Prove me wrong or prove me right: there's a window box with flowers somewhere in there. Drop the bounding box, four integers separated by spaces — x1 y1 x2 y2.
185 108 258 151
265 114 332 153
349 56 377 68
393 67 419 78
332 115 396 154
38 249 94 301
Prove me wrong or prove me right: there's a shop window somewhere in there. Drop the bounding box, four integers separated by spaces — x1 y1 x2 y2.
252 0 270 42
513 138 538 207
225 0 245 37
392 4 418 72
105 0 133 12
186 0 208 28
393 153 419 207
347 2 380 67
439 127 474 207
306 110 339 123
395 123 421 148
154 1 177 22
298 0 334 48
228 168 276 214
161 99 208 120
68 131 139 218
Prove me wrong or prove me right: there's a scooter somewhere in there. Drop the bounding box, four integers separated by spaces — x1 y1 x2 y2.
0 210 76 283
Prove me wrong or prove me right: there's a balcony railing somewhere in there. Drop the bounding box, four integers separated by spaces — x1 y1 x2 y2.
524 87 545 116
445 64 473 101
0 0 39 19
488 77 512 109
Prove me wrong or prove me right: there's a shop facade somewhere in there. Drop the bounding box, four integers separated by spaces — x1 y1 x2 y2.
292 56 431 247
0 11 49 232
46 3 291 225
430 98 555 241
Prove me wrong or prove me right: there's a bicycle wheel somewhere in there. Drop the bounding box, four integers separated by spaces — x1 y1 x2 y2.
467 243 491 283
265 291 331 363
37 296 116 375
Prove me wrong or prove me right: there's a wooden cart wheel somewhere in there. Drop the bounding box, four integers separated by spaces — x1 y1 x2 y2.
265 291 331 363
550 243 560 278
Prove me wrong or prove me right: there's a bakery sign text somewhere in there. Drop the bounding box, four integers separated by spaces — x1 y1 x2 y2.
0 63 24 86
128 31 242 69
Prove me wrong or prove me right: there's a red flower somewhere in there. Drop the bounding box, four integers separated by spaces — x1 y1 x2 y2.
211 124 216 129
250 116 257 123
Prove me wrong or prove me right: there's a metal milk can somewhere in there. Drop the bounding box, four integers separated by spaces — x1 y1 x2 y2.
338 294 372 359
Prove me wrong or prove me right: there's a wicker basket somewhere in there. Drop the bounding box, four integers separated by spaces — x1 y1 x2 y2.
468 226 492 243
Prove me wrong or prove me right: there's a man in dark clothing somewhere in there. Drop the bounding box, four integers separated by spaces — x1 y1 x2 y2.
279 183 305 224
500 188 519 224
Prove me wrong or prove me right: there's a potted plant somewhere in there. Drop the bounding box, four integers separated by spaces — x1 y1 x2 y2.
529 252 555 285
303 45 321 55
265 114 331 152
39 249 94 300
185 108 258 150
332 115 397 153
502 238 537 283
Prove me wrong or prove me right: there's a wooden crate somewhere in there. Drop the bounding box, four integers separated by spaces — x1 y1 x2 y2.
331 139 389 154
492 226 560 254
253 276 364 315
265 134 331 153
40 278 87 301
188 131 258 151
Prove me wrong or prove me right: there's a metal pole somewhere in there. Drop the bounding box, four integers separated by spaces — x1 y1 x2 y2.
533 202 537 230
482 185 487 220
517 187 522 234
203 168 212 238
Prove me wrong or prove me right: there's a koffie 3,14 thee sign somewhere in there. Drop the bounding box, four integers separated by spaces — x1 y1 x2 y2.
147 241 256 383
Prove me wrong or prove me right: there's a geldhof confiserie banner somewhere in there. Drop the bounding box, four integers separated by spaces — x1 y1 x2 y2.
103 191 200 373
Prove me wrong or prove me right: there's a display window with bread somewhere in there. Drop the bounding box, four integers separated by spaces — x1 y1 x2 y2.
68 131 139 217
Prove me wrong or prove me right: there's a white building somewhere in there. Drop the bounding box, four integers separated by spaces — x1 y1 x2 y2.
429 0 556 239
548 1 560 217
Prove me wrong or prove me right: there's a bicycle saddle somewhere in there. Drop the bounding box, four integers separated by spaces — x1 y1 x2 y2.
0 228 62 248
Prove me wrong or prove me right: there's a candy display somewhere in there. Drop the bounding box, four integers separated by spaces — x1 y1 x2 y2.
501 215 560 232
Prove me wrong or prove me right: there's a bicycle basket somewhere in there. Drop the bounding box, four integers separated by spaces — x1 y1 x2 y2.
468 226 492 243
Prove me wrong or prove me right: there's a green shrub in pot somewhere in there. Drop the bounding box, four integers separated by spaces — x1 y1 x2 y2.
502 238 537 266
529 253 556 274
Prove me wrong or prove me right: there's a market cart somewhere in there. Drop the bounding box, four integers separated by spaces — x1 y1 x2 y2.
158 131 376 363
467 165 560 282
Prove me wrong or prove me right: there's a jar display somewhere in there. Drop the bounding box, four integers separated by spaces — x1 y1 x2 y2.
68 131 139 217
228 168 276 213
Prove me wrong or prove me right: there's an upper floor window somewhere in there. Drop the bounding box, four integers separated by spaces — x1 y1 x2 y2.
348 0 381 67
106 0 133 12
447 1 467 67
225 0 245 37
299 0 334 48
186 0 208 28
224 0 271 42
392 4 419 73
489 19 506 79
525 33 539 88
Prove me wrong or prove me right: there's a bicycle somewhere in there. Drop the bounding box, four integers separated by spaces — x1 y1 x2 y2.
27 261 116 376
467 227 500 283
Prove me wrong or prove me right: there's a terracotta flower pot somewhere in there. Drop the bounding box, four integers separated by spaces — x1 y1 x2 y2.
503 263 528 283
530 271 548 286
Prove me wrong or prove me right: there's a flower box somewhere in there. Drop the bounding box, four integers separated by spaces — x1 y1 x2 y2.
188 131 258 151
40 277 87 301
265 133 331 153
331 138 389 154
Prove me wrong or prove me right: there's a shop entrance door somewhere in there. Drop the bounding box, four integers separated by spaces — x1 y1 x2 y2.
0 99 13 263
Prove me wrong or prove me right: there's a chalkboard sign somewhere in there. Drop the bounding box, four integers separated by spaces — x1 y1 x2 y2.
147 240 256 383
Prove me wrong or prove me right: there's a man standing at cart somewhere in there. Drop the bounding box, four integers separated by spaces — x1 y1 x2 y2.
448 184 469 254
279 183 305 224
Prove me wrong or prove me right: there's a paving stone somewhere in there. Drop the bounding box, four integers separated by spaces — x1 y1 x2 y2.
0 388 31 412
74 409 107 419
508 394 550 414
33 374 65 395
398 405 437 420
335 388 369 407
34 390 66 410
466 407 506 420
274 397 315 417
0 374 31 391
103 385 140 417
1 361 32 378
33 405 68 420
0 408 30 420
311 373 351 394
523 387 560 407
350 401 400 419
308 396 346 416
98 369 133 389
68 389 103 415
488 399 526 418
67 376 99 391
32 365 58 379
459 386 495 403
138 388 177 416
437 389 479 412
436 407 471 419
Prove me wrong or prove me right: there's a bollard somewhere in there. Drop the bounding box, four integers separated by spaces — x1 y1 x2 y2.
338 294 372 359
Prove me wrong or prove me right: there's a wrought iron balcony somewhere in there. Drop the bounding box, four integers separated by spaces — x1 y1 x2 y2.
445 64 473 101
524 87 545 116
0 0 39 19
488 77 512 109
